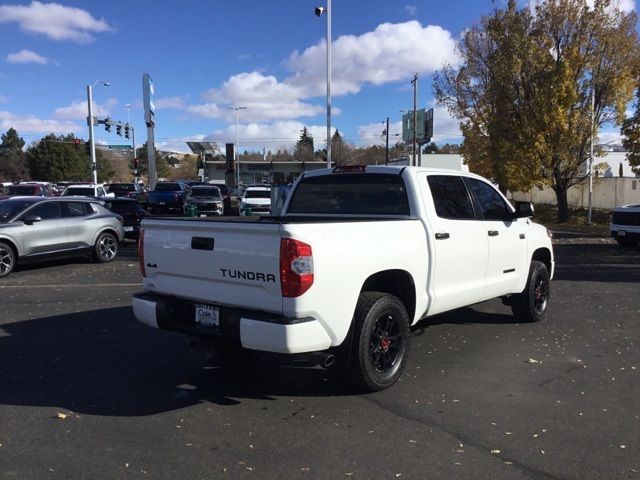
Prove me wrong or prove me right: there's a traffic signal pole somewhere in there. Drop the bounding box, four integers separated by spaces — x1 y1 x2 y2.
131 126 138 183
86 85 98 184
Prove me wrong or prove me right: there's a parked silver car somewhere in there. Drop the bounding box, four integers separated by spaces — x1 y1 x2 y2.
0 197 125 278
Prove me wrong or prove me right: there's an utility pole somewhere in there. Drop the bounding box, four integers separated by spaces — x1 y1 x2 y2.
229 105 247 187
385 117 390 165
411 73 418 167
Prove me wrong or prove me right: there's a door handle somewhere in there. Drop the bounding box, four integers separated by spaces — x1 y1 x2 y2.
435 232 450 240
488 230 499 237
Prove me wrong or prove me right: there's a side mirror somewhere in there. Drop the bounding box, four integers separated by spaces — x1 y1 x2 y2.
513 201 534 218
24 215 42 225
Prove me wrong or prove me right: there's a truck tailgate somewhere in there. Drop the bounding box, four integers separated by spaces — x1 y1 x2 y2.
142 219 283 314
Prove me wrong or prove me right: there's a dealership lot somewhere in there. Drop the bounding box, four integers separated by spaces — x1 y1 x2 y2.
0 237 638 479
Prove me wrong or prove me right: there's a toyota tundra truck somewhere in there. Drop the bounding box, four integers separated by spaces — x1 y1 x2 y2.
133 166 554 391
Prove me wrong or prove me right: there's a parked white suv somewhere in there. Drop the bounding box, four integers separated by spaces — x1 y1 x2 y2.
610 203 640 247
239 186 271 216
62 184 115 199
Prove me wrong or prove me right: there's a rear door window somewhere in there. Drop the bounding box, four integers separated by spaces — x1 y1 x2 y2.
61 201 87 217
427 175 475 220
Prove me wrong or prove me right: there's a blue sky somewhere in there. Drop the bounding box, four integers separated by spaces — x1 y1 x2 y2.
0 0 636 154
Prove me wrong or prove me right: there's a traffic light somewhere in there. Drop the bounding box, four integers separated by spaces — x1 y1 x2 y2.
74 138 81 149
116 124 122 136
85 141 90 155
124 124 130 139
105 118 111 133
133 158 139 169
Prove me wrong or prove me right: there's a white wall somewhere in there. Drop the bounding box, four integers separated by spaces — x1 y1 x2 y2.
511 177 640 209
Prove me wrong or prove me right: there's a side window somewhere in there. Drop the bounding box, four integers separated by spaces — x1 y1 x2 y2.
97 187 105 197
467 178 510 220
85 203 97 215
427 175 475 220
26 202 61 220
61 201 87 218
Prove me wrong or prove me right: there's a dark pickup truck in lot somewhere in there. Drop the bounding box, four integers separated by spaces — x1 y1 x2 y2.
146 182 189 213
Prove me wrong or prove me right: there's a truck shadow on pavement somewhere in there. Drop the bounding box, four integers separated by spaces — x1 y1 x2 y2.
0 307 357 417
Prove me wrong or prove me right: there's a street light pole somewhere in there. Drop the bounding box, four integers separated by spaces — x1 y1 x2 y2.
86 80 109 184
385 117 390 165
229 105 246 187
315 1 332 168
588 88 594 225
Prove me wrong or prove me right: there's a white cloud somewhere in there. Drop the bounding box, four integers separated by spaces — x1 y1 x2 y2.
598 130 624 145
154 96 188 110
54 98 117 120
405 5 418 16
0 110 79 133
156 134 207 154
205 120 331 152
286 21 459 97
6 49 48 64
0 1 114 43
199 72 323 122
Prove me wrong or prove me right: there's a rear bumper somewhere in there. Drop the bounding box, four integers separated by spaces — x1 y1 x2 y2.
611 224 640 240
132 292 332 354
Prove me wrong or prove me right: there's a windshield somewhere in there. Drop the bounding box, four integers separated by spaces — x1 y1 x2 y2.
8 185 37 195
64 187 94 196
190 188 220 198
154 183 181 192
0 199 37 222
108 184 135 191
245 190 271 199
287 173 410 215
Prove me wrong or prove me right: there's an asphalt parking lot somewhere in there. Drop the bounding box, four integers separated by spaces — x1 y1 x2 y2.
0 236 638 479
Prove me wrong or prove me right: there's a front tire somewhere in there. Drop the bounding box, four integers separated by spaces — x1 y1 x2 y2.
347 292 410 391
94 232 119 263
511 260 550 323
0 241 16 278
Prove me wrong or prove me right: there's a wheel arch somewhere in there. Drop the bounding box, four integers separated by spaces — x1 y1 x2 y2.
531 247 552 274
0 236 19 259
94 228 120 244
359 269 416 321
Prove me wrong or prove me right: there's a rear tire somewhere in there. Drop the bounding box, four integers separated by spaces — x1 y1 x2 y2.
346 292 411 391
94 232 118 263
0 241 16 279
511 260 550 323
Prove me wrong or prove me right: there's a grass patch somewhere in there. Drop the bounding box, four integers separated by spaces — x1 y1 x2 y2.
532 204 611 236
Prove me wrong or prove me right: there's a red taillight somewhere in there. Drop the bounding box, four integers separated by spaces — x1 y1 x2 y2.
280 238 313 298
138 229 146 278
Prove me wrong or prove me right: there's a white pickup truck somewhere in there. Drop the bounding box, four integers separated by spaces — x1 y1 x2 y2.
133 166 554 391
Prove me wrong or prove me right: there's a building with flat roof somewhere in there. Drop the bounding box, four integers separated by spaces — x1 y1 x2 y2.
204 160 328 185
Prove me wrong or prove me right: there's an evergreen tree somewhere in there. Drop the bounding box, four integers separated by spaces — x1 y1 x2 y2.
26 134 90 182
0 128 28 181
294 127 314 163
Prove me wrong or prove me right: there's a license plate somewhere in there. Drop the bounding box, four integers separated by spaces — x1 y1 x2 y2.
124 226 133 232
159 202 166 205
618 230 626 236
194 304 219 327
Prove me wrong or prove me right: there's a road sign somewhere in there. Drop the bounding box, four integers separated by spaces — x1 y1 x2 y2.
108 145 133 150
402 108 433 144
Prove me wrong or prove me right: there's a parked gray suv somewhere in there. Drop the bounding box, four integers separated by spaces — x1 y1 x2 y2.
0 197 125 278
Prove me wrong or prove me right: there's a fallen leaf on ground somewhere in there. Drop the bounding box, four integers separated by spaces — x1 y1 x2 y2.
527 358 540 364
491 449 501 454
56 413 67 420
